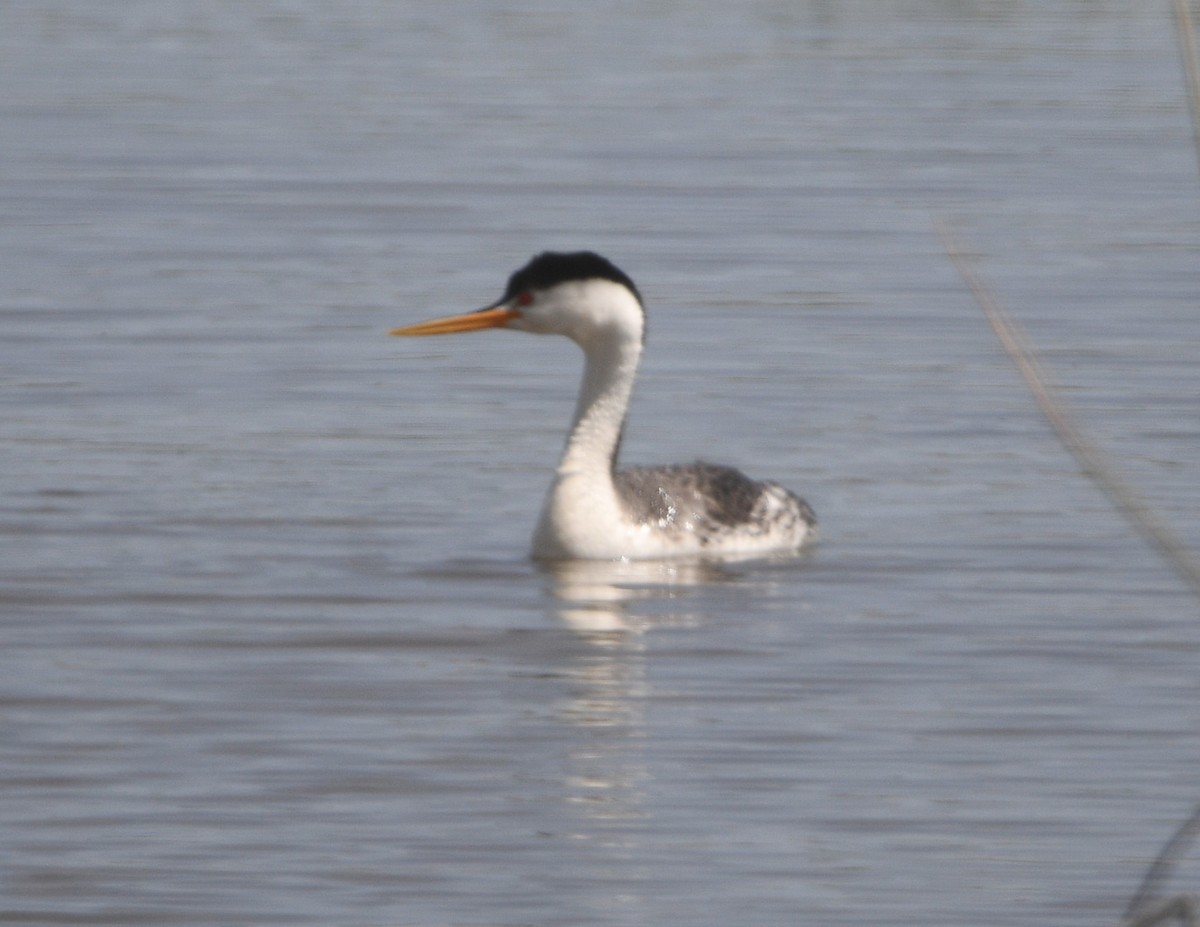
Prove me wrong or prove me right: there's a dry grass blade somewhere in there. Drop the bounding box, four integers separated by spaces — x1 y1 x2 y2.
937 221 1200 602
1122 803 1200 924
1123 895 1198 927
1175 0 1200 177
939 11 1200 924
937 220 1200 924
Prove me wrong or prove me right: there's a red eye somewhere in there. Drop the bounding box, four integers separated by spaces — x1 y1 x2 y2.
516 291 533 306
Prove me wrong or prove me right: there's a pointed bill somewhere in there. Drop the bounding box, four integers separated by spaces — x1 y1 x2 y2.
390 304 518 337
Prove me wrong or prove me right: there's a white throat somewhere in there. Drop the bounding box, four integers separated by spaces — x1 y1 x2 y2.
558 334 641 478
529 286 645 559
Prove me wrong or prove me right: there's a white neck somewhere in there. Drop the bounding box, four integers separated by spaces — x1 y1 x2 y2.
522 277 647 559
558 335 641 477
531 330 643 559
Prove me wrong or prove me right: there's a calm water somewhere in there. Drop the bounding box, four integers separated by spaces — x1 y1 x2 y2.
3 2 1199 925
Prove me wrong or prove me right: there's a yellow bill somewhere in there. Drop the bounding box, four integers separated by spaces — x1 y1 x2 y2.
390 305 519 337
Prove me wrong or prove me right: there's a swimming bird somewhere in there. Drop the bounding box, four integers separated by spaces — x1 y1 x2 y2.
392 251 815 560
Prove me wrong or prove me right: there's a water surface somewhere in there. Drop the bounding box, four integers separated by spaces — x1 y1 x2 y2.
2 3 1199 925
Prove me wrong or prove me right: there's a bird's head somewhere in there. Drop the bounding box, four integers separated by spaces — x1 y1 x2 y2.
391 251 644 349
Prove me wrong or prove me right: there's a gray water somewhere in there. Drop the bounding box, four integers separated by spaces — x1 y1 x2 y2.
3 2 1200 925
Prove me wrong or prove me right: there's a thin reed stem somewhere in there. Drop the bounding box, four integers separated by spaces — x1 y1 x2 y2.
937 221 1200 601
1175 0 1200 177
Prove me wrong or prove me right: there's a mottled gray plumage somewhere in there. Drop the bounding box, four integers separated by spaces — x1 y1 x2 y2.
615 461 816 547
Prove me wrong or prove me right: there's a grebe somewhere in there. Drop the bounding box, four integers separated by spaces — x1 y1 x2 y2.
391 251 815 561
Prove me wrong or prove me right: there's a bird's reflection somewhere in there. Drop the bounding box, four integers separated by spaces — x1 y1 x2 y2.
536 559 738 829
543 558 735 638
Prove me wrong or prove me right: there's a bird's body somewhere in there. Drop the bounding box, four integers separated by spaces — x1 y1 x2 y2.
392 251 815 561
